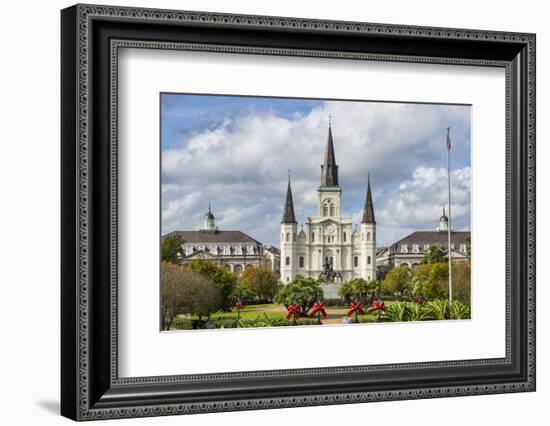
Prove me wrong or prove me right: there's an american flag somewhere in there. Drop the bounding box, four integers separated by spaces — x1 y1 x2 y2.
446 127 451 150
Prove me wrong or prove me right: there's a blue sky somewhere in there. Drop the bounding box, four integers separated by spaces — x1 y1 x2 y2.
161 93 471 247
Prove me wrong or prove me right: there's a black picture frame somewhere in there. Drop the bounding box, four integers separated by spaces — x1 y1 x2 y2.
61 4 536 421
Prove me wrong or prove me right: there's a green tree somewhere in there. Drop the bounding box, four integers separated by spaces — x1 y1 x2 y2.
450 261 471 305
338 281 355 304
161 261 221 330
274 275 324 316
421 243 446 264
422 263 449 301
239 266 279 301
187 259 237 311
382 266 412 298
464 235 472 258
161 234 185 264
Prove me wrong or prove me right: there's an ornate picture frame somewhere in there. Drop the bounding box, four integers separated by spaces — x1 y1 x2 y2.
61 4 535 421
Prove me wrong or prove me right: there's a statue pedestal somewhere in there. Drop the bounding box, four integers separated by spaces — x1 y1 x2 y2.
321 282 342 299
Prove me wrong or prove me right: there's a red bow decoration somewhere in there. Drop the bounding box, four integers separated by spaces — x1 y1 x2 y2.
286 304 301 320
235 300 244 310
414 297 424 305
347 301 365 317
367 301 387 314
309 302 327 318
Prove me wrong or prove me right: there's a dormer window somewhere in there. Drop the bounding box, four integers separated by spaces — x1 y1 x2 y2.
412 244 419 253
460 244 467 253
401 244 408 253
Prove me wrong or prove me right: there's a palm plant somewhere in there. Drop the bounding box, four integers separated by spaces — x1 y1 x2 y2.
425 299 449 320
406 303 432 321
382 302 408 322
450 300 471 319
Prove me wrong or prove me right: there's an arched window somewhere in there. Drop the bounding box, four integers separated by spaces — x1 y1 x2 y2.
299 256 304 268
323 206 328 216
330 205 335 216
367 256 371 265
312 232 315 242
286 232 290 242
343 232 347 242
354 256 359 267
329 256 333 265
367 232 371 241
234 264 243 276
325 256 329 265
285 256 290 266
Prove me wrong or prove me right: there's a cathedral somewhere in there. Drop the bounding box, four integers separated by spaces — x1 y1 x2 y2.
280 123 377 294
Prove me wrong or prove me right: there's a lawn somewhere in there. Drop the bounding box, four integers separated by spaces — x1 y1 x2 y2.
184 301 408 325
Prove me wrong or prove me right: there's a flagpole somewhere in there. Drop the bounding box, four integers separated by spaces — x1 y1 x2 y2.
446 127 453 318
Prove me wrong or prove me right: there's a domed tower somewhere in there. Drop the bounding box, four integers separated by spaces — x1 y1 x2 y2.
437 206 449 232
200 204 217 231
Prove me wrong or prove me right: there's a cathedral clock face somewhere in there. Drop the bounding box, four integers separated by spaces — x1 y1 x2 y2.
325 223 336 235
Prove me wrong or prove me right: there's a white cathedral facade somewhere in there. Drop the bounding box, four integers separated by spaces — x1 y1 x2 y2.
280 123 377 289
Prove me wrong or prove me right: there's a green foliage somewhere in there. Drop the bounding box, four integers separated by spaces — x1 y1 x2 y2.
187 259 237 311
425 299 449 320
416 262 448 301
382 266 412 298
350 278 370 300
232 283 256 304
421 243 446 264
161 261 222 329
338 281 355 303
464 234 471 258
406 303 433 321
161 234 185 264
274 275 324 316
239 266 279 301
450 300 471 319
381 302 408 322
451 261 471 305
411 276 426 299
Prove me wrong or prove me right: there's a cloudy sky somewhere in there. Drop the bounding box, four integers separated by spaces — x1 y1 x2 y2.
161 94 471 247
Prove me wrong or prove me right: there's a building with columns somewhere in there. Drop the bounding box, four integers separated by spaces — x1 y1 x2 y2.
163 205 278 276
279 123 377 291
376 207 470 276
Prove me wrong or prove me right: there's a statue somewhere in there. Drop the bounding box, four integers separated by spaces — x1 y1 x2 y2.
319 258 342 283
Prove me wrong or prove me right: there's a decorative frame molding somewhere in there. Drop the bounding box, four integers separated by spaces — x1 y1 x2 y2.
61 4 536 421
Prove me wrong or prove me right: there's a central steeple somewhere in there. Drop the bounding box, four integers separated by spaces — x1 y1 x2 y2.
320 120 339 187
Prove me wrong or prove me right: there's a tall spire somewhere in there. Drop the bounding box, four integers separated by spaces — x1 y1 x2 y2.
362 173 376 224
282 172 297 224
320 120 339 187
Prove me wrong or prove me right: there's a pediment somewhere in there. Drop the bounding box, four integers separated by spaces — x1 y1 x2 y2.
184 250 219 260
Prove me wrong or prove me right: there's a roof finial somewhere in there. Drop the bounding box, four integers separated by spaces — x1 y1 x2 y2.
288 169 291 182
446 127 451 150
328 113 332 127
208 203 211 213
443 205 446 216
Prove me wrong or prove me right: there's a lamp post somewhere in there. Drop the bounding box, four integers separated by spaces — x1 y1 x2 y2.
446 127 453 317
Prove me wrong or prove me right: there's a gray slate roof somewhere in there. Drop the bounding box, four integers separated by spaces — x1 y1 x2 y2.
392 231 470 250
163 230 262 245
362 175 375 224
281 181 297 223
320 125 339 187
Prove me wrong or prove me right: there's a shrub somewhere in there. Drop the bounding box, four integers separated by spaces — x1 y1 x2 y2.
187 259 237 311
381 302 408 322
450 300 471 319
425 299 449 320
406 304 433 322
274 275 323 316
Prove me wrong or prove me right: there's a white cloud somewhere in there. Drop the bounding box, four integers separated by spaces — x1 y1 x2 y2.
161 99 471 247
